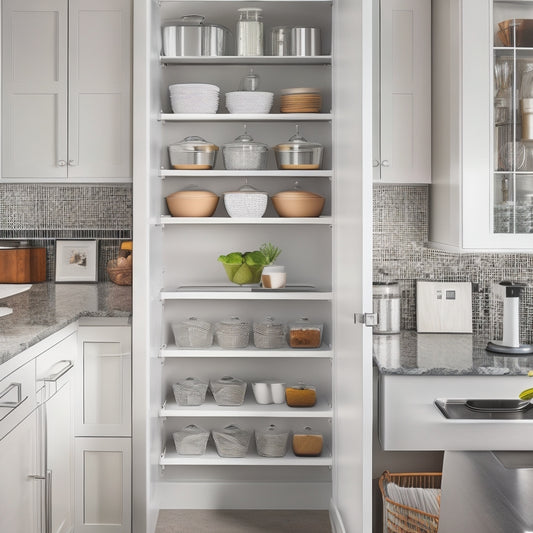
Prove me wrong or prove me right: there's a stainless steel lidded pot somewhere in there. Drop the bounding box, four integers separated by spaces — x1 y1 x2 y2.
162 15 231 56
274 125 323 170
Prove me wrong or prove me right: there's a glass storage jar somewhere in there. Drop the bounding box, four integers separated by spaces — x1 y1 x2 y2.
222 128 269 170
236 7 263 56
287 317 323 348
274 126 323 170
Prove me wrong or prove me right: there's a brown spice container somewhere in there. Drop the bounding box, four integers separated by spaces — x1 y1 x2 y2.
285 384 317 407
292 427 323 456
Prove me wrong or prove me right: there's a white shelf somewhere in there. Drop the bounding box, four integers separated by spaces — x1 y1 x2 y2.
160 394 333 418
160 441 332 467
159 169 333 177
160 113 332 122
161 55 332 65
160 216 332 225
160 344 333 358
160 288 333 300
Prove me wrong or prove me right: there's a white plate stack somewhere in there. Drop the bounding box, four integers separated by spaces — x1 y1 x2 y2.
169 83 220 114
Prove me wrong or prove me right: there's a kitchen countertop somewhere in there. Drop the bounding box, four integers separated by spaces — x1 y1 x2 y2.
373 331 533 376
0 282 132 365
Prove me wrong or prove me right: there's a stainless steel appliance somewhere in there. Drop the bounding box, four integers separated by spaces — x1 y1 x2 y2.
486 281 533 354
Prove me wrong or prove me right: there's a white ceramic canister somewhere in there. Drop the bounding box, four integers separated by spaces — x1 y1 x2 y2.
261 265 286 288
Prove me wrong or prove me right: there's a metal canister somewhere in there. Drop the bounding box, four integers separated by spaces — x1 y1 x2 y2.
372 282 401 334
271 26 291 56
290 27 321 56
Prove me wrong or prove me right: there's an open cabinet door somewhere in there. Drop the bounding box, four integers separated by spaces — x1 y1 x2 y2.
331 0 374 531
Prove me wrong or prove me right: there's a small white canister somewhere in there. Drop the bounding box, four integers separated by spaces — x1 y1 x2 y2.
261 265 286 288
372 281 401 334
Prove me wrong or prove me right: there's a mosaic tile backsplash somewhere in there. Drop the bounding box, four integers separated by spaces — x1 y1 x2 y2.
373 185 533 344
0 184 132 282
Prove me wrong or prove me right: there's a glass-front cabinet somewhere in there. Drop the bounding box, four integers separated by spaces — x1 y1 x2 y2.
493 1 533 236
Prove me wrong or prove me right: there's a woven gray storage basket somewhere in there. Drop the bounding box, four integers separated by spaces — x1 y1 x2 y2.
210 376 247 406
212 424 252 457
173 424 210 455
255 425 289 457
172 377 208 406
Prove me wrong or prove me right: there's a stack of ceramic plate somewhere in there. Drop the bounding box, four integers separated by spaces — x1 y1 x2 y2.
225 91 274 114
169 83 220 114
280 88 321 113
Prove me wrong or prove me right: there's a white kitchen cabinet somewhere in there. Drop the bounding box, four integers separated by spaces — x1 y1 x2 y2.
431 0 533 250
76 324 131 437
0 359 39 533
74 437 131 533
132 0 373 531
1 0 132 182
373 0 431 183
36 331 77 533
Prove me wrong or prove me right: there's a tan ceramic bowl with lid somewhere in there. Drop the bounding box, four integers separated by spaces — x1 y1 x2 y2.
166 186 219 217
272 182 325 217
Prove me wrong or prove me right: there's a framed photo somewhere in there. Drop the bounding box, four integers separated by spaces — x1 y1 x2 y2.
55 240 98 283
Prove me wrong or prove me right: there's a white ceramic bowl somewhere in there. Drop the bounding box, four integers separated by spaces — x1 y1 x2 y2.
170 94 219 114
225 91 274 114
224 190 268 217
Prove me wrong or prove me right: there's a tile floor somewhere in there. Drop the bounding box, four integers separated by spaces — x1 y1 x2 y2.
155 509 332 533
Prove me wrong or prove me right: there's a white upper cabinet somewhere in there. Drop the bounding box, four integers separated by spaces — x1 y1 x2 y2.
373 0 431 183
1 0 132 181
431 0 533 250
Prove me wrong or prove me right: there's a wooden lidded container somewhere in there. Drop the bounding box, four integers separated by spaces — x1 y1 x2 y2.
0 247 46 283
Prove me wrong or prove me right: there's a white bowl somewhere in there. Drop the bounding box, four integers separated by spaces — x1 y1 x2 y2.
225 91 274 114
170 94 219 114
224 190 268 218
169 83 220 93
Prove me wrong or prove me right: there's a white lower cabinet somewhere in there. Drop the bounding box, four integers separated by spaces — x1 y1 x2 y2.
74 437 131 533
0 409 39 533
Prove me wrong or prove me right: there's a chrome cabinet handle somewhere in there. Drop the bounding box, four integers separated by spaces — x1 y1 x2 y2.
381 160 390 167
57 160 67 167
68 160 77 166
372 160 380 168
0 382 25 408
41 360 74 383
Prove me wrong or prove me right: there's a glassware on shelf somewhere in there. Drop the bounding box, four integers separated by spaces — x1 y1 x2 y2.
494 203 514 234
494 60 513 126
236 8 263 56
239 67 260 91
499 141 526 171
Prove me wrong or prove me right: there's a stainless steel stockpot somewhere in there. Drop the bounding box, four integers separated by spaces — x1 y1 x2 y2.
162 15 230 56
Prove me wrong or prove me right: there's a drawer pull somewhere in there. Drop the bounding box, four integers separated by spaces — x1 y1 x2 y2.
0 382 26 409
42 360 74 382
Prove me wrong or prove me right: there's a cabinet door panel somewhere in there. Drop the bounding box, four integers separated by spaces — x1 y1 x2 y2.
379 0 431 183
1 0 68 179
68 0 132 180
76 326 131 437
74 437 131 533
0 411 39 533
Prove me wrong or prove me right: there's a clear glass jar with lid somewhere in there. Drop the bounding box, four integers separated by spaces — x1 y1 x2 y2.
274 125 324 170
222 126 269 170
236 7 263 56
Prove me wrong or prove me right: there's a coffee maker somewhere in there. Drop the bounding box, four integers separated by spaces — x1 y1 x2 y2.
486 281 533 355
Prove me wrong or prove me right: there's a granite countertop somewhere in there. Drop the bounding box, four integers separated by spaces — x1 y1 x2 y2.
0 282 132 365
373 331 533 376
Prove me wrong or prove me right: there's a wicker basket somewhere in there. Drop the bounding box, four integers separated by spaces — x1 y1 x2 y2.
107 259 132 286
379 471 441 533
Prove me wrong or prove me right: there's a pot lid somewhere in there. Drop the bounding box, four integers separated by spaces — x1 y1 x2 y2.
166 185 217 199
275 125 322 151
273 181 324 200
224 184 266 195
170 136 219 152
223 125 268 150
163 14 229 30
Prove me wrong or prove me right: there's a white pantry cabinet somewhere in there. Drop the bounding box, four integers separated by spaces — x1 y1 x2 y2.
431 0 533 250
75 320 131 533
132 0 373 531
1 0 132 182
373 0 431 183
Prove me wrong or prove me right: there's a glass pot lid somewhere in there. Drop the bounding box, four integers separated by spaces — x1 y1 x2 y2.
223 125 268 152
275 125 322 152
170 135 219 152
163 14 229 31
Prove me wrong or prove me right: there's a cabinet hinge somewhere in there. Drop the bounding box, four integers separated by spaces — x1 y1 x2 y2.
354 313 378 327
